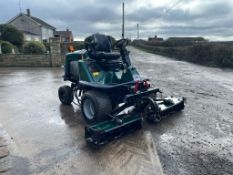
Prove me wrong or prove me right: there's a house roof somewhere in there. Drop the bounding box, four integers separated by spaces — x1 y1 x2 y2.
54 30 73 38
7 13 56 30
31 16 56 30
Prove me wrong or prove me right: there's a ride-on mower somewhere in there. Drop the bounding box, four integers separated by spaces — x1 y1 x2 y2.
58 34 185 146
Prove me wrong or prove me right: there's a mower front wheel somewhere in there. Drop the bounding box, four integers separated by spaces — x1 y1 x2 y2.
144 99 161 123
58 85 74 105
81 90 112 124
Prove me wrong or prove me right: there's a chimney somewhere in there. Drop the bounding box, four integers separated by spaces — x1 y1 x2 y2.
66 28 69 31
27 9 31 17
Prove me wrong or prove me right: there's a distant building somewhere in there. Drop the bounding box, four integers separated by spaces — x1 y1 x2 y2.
54 29 74 43
7 9 55 42
148 35 163 42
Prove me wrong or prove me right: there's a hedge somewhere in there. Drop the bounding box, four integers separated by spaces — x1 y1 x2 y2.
0 40 17 54
23 41 46 54
132 40 233 68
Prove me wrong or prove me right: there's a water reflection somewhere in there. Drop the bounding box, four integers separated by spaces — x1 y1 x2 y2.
59 104 84 127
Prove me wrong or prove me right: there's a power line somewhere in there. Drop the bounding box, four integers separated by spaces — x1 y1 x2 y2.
155 0 184 20
127 0 184 39
136 0 184 39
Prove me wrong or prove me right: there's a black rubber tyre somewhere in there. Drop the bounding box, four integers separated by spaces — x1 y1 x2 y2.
58 85 74 105
81 90 112 124
144 100 161 123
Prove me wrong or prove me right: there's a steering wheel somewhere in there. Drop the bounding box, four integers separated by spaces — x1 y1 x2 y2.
113 39 129 49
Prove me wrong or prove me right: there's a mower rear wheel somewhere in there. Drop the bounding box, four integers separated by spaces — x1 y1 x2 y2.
81 90 112 124
58 85 74 105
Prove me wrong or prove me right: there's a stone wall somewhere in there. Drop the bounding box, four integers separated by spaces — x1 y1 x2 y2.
49 37 62 67
0 54 51 67
0 37 63 67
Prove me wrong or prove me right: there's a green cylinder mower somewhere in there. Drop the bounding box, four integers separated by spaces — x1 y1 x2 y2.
58 33 185 146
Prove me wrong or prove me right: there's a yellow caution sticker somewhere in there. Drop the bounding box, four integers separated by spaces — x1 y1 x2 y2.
92 72 100 76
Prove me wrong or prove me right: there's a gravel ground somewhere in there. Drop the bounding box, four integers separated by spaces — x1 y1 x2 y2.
130 47 233 175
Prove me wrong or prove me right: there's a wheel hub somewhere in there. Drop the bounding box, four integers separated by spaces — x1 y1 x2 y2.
83 99 95 120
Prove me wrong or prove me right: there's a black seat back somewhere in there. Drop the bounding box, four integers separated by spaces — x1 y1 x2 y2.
88 33 112 52
86 34 122 70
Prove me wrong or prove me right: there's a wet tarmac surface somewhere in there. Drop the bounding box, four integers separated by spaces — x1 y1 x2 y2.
0 46 233 174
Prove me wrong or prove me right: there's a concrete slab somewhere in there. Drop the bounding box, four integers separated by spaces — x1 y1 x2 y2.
0 127 11 174
0 137 7 147
94 131 163 175
36 131 163 175
0 147 9 158
0 156 11 173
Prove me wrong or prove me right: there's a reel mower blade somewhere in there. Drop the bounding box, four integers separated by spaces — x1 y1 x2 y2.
85 114 142 147
144 96 185 122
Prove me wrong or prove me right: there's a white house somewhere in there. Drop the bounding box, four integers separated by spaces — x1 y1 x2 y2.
7 9 55 42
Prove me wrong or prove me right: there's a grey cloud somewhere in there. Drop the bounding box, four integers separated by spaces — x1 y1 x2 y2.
0 0 232 40
127 6 163 22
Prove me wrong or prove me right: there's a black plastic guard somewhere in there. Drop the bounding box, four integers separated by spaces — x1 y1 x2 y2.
159 97 185 117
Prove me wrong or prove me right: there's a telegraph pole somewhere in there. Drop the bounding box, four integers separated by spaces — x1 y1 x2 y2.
122 2 125 39
18 0 22 13
137 24 139 39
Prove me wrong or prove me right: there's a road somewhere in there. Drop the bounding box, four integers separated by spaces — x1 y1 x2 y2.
0 46 233 175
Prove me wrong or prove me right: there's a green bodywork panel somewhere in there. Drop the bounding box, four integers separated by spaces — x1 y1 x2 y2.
64 50 141 84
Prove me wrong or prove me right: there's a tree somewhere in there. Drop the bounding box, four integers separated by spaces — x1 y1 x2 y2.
0 24 24 48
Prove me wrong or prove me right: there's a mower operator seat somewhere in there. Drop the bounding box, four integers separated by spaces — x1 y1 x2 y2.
92 34 112 52
87 33 121 60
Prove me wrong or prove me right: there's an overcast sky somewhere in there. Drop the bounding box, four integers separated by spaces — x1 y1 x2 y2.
0 0 233 41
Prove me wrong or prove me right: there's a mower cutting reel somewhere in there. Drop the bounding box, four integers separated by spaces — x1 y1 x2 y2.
58 33 185 147
85 114 143 146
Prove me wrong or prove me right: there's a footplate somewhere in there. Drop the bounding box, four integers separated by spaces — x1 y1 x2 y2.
85 114 142 146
